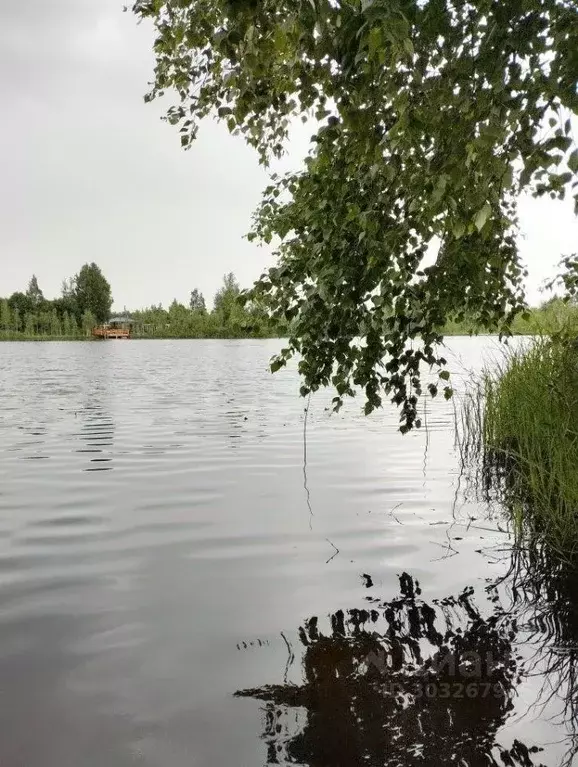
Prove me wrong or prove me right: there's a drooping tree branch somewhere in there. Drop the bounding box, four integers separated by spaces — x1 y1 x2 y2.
133 0 578 428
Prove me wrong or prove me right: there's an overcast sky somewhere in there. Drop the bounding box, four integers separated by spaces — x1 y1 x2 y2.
1 1 576 310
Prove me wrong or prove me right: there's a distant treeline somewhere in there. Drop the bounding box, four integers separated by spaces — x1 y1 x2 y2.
2 264 572 341
130 273 288 338
0 268 288 340
0 264 112 340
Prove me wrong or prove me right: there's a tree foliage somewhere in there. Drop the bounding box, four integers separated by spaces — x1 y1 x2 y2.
81 309 97 335
74 263 113 324
53 278 79 321
26 275 44 308
189 288 207 312
0 299 11 336
132 0 578 428
1 266 113 339
132 272 284 337
546 253 578 300
213 272 242 323
8 291 32 321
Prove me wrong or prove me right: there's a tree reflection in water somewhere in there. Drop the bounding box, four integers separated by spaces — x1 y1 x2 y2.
236 573 552 767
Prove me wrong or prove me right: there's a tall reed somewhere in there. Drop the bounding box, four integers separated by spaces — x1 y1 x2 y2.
463 338 578 563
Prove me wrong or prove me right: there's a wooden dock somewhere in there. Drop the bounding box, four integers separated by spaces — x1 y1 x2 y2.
92 326 130 339
92 316 134 339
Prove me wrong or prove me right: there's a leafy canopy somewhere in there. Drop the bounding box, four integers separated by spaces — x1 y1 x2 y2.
74 263 113 325
133 0 578 429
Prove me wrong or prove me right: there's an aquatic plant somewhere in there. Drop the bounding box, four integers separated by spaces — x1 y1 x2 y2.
462 336 578 563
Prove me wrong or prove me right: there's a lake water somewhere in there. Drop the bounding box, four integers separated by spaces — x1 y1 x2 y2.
0 338 575 766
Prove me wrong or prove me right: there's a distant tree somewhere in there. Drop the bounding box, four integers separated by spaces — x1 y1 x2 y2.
74 263 112 324
131 304 170 337
63 311 80 337
0 299 11 336
24 313 36 337
168 299 191 336
62 277 75 297
188 306 208 337
12 308 21 334
213 273 241 323
38 309 52 336
8 291 32 320
189 288 206 313
50 309 61 337
62 311 72 337
81 309 96 336
54 277 79 322
26 275 44 308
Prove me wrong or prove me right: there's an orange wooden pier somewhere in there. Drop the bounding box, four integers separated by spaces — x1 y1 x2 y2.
92 316 134 339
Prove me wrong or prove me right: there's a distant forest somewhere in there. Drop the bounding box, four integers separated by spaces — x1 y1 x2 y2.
0 266 288 340
1 264 573 341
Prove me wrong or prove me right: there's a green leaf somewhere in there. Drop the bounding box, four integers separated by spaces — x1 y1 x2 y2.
568 150 578 174
270 359 284 373
439 370 450 381
544 136 572 153
452 221 466 239
432 174 448 204
474 203 492 232
502 165 514 190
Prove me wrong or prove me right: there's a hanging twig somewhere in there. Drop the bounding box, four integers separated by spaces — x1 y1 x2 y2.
325 538 340 564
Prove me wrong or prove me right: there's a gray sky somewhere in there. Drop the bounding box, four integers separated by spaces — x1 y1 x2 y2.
1 1 576 310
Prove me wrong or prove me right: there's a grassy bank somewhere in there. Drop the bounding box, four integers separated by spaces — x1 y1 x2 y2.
463 337 578 562
0 334 90 342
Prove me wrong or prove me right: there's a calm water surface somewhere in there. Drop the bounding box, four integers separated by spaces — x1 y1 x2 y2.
0 338 575 766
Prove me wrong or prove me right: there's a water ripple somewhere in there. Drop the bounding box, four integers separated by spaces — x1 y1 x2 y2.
0 338 569 767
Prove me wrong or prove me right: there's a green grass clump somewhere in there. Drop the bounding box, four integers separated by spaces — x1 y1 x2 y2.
464 337 578 563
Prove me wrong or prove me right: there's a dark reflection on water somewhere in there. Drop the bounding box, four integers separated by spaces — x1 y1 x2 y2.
0 339 575 766
236 572 546 767
235 542 578 765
